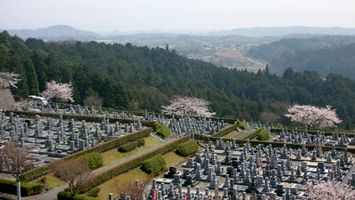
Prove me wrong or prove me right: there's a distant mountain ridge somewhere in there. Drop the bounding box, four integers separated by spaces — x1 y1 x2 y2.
7 25 99 41
207 26 355 37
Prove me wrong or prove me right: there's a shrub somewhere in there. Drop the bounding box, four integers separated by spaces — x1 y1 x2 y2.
175 140 199 156
118 141 138 152
58 191 102 200
257 130 270 141
0 179 44 196
137 138 145 147
85 187 100 197
156 125 171 138
141 155 166 174
80 152 103 169
241 128 262 140
238 121 248 130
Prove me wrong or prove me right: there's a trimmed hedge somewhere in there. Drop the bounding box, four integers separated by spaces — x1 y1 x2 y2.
80 152 103 169
0 179 44 196
141 155 166 174
58 191 102 200
238 121 248 130
156 125 171 138
257 130 270 141
241 128 262 140
20 128 152 182
85 187 100 197
77 136 189 193
118 138 145 152
211 120 248 137
176 140 199 156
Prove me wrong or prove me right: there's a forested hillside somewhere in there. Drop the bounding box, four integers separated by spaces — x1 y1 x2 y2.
247 36 355 79
269 43 355 79
1 31 354 129
247 35 355 62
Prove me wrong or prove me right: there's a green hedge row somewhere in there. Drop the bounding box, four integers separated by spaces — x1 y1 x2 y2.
241 128 262 140
0 179 44 196
156 125 171 138
257 130 270 141
141 155 166 174
78 136 190 193
176 140 199 156
80 152 103 169
211 121 248 137
118 138 145 152
57 191 103 200
20 128 152 182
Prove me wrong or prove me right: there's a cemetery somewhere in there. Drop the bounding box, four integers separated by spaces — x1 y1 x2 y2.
147 138 355 200
0 109 145 168
1 103 355 200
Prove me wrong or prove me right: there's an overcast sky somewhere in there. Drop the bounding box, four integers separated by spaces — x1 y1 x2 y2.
1 0 355 33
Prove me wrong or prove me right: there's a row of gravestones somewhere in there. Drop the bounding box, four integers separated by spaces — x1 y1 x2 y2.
273 128 355 148
144 138 354 200
167 115 228 137
0 111 145 169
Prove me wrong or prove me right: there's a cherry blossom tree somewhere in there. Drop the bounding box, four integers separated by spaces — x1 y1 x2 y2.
285 104 342 128
306 180 355 200
0 72 21 88
0 141 34 200
162 96 216 117
41 80 74 103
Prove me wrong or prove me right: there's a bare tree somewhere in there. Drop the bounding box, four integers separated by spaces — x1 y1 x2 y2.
260 111 280 123
18 99 35 111
0 72 21 88
0 141 34 200
83 94 103 107
116 179 150 199
54 159 92 195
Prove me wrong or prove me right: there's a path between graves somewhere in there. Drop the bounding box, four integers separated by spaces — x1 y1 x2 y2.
234 129 255 140
342 160 355 184
24 137 176 200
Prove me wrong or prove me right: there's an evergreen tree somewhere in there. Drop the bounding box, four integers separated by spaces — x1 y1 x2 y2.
24 59 39 95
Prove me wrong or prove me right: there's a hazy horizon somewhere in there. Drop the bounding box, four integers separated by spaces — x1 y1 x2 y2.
1 0 355 33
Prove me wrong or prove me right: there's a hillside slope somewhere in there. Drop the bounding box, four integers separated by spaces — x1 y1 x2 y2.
0 31 354 129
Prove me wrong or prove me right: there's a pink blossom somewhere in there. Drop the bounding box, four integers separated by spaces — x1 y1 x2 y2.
41 80 74 103
306 180 355 200
285 104 342 128
162 96 216 117
0 72 21 88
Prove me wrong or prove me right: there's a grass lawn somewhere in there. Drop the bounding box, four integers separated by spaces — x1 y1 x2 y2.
97 151 187 199
223 131 241 139
101 137 161 166
30 172 66 189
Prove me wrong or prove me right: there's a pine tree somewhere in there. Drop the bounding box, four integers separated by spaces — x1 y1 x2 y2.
24 59 39 95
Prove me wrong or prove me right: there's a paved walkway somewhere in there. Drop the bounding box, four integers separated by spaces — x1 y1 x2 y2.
234 129 255 140
342 159 355 184
24 137 177 200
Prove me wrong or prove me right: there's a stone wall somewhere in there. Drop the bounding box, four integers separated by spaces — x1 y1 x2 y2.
0 89 15 110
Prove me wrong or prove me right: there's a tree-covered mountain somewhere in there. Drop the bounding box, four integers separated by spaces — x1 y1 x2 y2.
7 25 99 41
207 26 355 37
247 35 355 62
269 43 355 78
1 31 354 129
